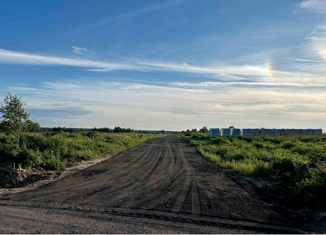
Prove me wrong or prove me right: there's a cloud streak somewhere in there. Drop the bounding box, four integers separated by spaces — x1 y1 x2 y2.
173 80 326 88
89 0 186 29
308 26 326 61
0 49 140 71
72 46 89 54
300 0 326 13
0 48 293 77
0 47 323 88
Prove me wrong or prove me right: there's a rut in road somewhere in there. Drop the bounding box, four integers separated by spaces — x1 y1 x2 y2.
1 136 290 227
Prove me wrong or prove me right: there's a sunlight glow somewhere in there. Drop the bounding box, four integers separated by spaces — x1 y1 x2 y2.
266 63 273 76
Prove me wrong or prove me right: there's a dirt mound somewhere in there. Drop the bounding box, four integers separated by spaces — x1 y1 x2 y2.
0 155 113 197
0 169 57 188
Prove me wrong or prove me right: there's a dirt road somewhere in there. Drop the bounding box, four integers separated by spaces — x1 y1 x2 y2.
0 136 311 233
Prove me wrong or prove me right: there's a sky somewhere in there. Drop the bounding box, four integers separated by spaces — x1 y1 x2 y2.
1 0 326 131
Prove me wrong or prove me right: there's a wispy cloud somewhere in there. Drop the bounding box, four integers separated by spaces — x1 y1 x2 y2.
0 49 140 71
0 48 293 77
293 0 326 75
299 0 326 13
89 0 185 29
138 60 270 76
0 48 322 86
72 46 87 54
84 68 114 72
307 26 326 61
137 60 313 77
173 80 326 88
280 57 325 63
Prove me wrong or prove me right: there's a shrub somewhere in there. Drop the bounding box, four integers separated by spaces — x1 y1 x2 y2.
281 141 297 149
211 137 231 145
291 145 312 155
271 149 296 173
19 148 42 169
0 132 160 170
187 132 326 195
42 151 65 170
303 162 326 187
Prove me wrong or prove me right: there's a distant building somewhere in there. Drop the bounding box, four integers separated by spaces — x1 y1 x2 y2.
269 129 277 135
241 129 251 137
208 127 322 137
259 129 269 135
294 129 303 135
286 129 297 135
250 129 260 136
313 129 322 135
303 129 313 135
277 129 286 135
209 128 220 137
231 128 241 137
220 128 231 137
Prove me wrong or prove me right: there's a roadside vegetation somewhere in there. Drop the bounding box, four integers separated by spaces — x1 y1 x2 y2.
0 93 161 171
0 132 160 170
185 132 326 207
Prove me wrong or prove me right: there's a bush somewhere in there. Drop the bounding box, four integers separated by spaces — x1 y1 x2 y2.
186 132 326 194
0 132 160 171
19 148 42 169
303 162 326 187
211 137 231 145
271 149 296 173
281 141 297 149
42 151 65 170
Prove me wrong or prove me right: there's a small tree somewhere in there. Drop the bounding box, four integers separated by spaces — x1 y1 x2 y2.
26 120 41 132
0 94 30 147
199 126 209 133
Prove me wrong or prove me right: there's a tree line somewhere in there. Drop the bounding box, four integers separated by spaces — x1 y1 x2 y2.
92 127 134 133
182 126 209 136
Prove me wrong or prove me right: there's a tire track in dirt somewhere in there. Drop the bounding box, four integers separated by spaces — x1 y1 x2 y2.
172 147 195 213
15 144 157 204
141 142 192 211
130 144 183 209
0 200 307 233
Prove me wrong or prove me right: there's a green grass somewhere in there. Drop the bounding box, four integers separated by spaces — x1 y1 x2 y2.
185 133 326 192
0 132 162 170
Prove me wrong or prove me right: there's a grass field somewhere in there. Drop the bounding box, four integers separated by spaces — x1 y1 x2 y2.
185 133 326 205
0 132 161 170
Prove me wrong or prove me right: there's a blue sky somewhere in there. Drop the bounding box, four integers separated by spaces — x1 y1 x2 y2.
1 0 326 130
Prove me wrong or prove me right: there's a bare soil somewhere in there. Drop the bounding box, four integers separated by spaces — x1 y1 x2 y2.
0 156 112 196
0 136 323 233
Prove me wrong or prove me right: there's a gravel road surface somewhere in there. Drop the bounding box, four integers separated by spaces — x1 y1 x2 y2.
0 136 310 233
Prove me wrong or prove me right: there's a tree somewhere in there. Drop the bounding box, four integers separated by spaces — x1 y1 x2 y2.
191 128 197 133
199 126 209 133
229 126 235 129
0 121 5 132
26 120 41 132
185 129 191 136
0 94 30 147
